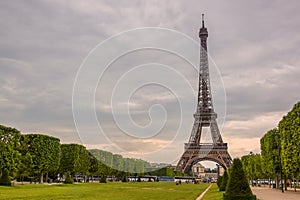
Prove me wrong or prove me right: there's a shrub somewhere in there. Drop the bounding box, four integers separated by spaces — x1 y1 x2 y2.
100 176 107 183
220 170 228 191
224 158 254 200
0 169 12 186
217 175 223 188
64 172 73 184
122 177 128 182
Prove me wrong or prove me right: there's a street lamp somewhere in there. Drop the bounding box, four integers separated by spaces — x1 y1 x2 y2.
275 130 284 193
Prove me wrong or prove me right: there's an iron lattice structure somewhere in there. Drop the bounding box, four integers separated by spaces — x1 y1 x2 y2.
176 15 232 173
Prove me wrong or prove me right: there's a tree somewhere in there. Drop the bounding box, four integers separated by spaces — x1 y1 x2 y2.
17 152 33 184
89 149 151 173
60 144 90 179
0 125 21 176
77 145 90 176
241 153 263 185
220 170 228 191
224 158 253 200
217 175 223 189
88 153 99 182
260 128 281 187
0 168 11 186
64 172 73 184
100 175 107 183
21 134 61 183
113 154 123 171
279 101 300 191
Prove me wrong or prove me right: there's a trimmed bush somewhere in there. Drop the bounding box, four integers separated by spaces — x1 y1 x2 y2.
0 169 12 186
217 175 223 188
100 176 107 183
220 170 228 191
224 158 254 200
122 177 128 182
64 172 73 184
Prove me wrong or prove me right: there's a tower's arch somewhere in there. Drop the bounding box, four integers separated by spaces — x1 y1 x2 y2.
188 157 227 172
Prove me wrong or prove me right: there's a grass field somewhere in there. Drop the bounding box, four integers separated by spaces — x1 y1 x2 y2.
201 183 223 200
0 182 209 200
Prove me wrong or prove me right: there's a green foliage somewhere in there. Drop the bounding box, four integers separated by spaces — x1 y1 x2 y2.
21 134 61 183
260 129 280 179
145 167 186 177
219 170 228 191
77 145 90 174
89 149 151 173
89 154 99 176
279 102 300 178
122 176 128 182
1 124 192 183
0 125 21 173
241 153 263 181
217 175 223 188
224 158 253 200
0 168 11 186
17 152 34 183
64 172 73 184
100 175 107 183
60 144 90 175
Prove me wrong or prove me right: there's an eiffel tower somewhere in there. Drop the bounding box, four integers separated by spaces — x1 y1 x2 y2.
176 15 232 173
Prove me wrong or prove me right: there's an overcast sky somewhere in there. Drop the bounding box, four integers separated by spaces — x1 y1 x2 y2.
1 0 300 167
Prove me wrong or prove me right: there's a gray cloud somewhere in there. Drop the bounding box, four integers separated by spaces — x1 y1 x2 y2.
1 0 300 164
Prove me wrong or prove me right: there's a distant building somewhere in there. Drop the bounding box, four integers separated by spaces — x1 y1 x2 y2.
192 163 225 178
192 163 205 177
150 162 171 168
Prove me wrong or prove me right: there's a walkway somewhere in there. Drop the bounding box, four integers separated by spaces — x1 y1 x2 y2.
251 186 300 200
196 183 212 200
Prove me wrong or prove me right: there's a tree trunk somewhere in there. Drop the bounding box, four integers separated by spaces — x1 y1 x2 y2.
296 175 299 192
284 176 287 191
40 172 44 184
45 172 48 183
276 175 279 189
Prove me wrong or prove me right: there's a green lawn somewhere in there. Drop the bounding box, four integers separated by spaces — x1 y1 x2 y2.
0 182 209 200
201 183 224 200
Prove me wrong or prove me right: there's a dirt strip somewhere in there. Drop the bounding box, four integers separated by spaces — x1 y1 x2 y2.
196 183 212 200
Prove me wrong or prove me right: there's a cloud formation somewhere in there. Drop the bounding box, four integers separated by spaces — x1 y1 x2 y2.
1 0 300 165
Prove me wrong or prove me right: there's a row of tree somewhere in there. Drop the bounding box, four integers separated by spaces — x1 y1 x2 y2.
241 101 300 190
0 125 164 185
89 149 151 173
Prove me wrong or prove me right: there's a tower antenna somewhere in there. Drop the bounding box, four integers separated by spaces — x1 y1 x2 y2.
202 14 205 27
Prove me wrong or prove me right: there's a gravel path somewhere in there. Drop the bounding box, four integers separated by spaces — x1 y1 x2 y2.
195 183 212 200
251 186 300 200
